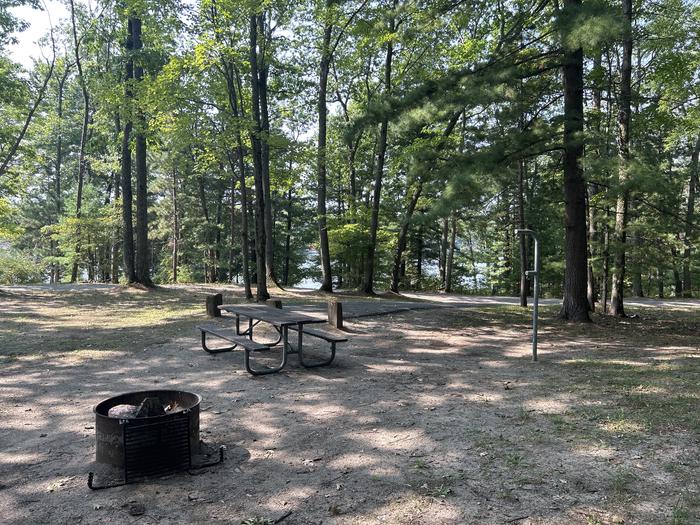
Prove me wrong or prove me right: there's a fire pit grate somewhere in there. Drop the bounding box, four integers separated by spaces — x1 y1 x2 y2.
88 390 224 490
123 412 191 482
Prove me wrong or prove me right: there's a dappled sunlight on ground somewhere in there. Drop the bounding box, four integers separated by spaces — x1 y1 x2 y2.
0 285 698 523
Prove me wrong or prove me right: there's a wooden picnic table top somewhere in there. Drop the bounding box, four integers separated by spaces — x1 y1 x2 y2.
218 303 324 326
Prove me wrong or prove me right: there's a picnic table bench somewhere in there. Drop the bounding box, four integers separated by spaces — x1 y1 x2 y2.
197 303 347 375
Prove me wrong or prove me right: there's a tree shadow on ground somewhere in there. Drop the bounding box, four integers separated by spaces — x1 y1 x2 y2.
0 289 698 524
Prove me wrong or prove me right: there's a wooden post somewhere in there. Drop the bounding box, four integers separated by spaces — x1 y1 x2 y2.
206 293 223 317
328 299 343 329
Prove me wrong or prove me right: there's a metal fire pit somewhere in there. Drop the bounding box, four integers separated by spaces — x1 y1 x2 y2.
88 390 223 489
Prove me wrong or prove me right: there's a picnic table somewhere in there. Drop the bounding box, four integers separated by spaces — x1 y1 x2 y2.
197 303 346 375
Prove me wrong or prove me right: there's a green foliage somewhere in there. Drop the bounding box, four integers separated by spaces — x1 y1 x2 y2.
0 0 698 301
0 246 44 284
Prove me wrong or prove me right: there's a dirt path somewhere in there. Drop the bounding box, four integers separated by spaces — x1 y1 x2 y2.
0 287 698 524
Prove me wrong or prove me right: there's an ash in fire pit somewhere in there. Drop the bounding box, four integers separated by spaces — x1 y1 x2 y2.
89 390 224 489
108 396 178 419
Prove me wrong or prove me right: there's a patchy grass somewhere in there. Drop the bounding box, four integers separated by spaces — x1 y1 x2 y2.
0 286 206 359
0 285 698 524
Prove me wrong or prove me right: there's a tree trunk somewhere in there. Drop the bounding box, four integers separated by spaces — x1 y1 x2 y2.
317 3 333 292
69 0 89 283
111 114 121 283
609 0 633 316
51 63 70 284
237 149 253 298
559 0 590 321
197 175 216 282
630 198 643 297
132 17 152 286
439 218 448 287
682 136 699 296
228 161 236 283
121 18 136 284
226 148 252 298
256 14 276 287
172 168 179 283
631 235 644 297
360 1 395 294
517 158 529 307
390 183 422 293
468 231 477 291
586 187 596 310
445 215 457 293
221 60 253 298
101 176 113 283
415 223 423 288
284 187 292 287
586 50 603 312
213 182 224 282
249 15 269 301
670 246 683 296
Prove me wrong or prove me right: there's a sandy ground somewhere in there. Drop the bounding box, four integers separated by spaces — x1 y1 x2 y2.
0 286 698 524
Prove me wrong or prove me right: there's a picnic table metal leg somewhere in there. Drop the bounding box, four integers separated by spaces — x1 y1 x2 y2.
244 325 288 375
297 325 336 368
200 331 237 354
235 315 260 337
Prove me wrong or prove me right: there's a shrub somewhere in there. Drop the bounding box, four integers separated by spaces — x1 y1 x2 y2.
0 247 45 284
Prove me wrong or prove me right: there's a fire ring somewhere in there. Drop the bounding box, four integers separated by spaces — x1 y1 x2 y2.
89 390 223 489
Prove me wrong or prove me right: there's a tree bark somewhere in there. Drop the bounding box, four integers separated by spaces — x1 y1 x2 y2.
317 1 334 292
517 158 529 307
221 59 253 298
132 17 152 286
284 186 292 287
69 0 89 283
255 14 276 286
445 215 457 293
172 168 179 283
439 218 448 287
121 18 136 283
631 231 644 297
682 136 699 296
360 1 395 294
415 222 423 288
226 148 253 298
559 0 590 321
51 62 70 284
228 160 236 283
586 51 603 311
609 0 633 316
111 114 121 284
249 15 269 300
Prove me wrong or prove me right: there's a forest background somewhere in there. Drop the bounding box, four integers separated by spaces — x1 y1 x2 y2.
0 0 698 323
